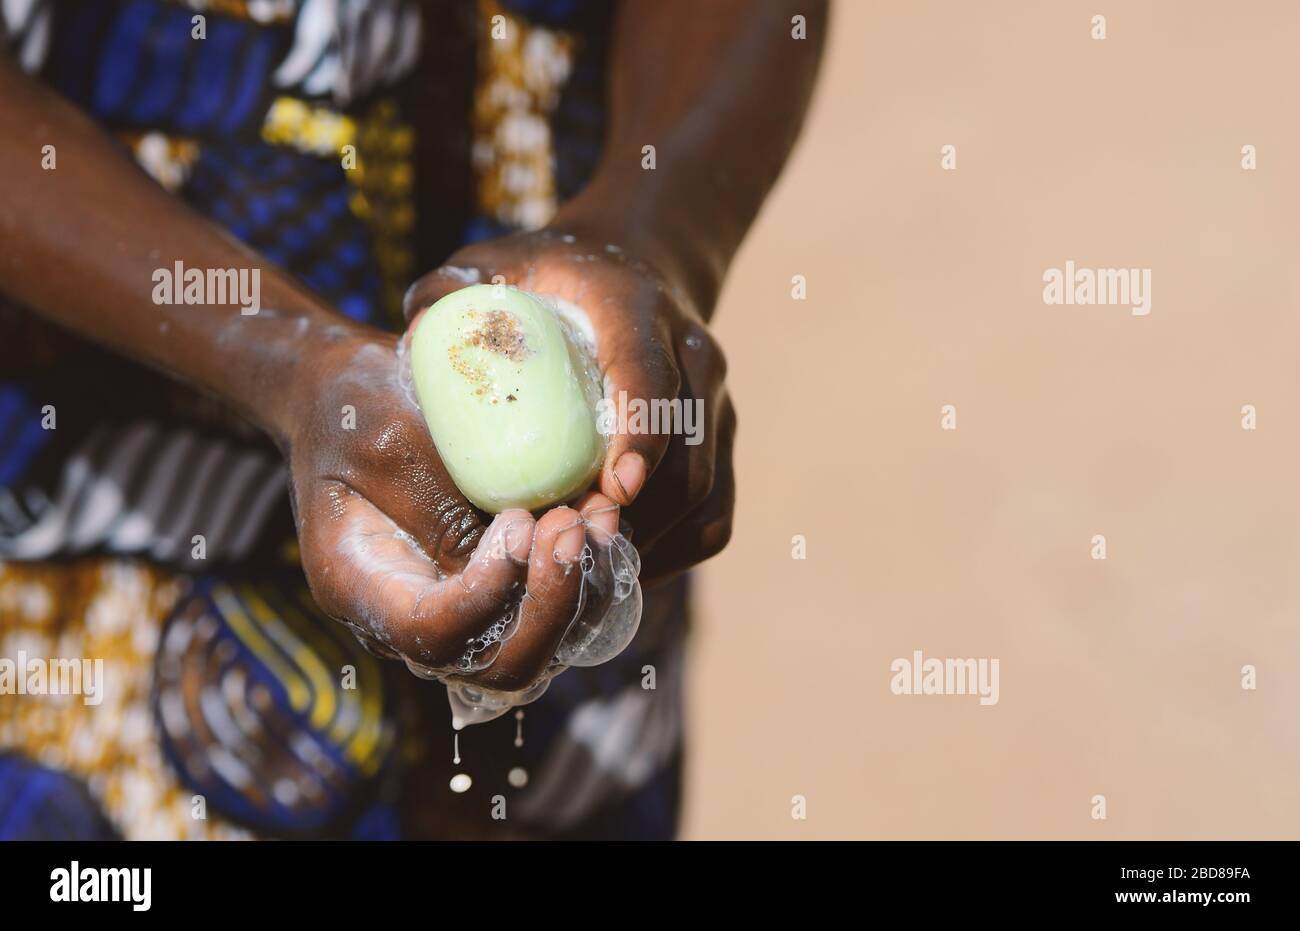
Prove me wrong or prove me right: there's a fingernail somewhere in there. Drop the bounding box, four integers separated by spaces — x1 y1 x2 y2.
612 453 646 503
553 522 586 565
478 514 529 565
581 501 620 539
500 515 532 564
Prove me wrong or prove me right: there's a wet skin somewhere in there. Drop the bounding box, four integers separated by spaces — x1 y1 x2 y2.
0 1 827 690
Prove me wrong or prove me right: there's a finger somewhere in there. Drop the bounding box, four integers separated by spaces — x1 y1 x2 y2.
668 326 727 511
597 322 681 507
675 322 728 403
621 354 725 551
399 509 536 667
572 491 621 621
402 258 508 322
466 506 586 692
638 400 737 583
574 490 620 542
305 485 533 668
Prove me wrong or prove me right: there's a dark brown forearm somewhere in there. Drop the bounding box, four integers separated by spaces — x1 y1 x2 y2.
556 0 829 317
0 58 366 442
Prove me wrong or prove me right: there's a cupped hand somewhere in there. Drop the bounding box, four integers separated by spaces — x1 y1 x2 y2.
403 226 736 584
281 325 620 692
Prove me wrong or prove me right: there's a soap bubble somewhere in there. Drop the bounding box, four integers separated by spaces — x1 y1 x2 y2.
443 514 643 728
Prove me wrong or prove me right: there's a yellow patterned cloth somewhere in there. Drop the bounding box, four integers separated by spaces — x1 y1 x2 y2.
473 0 576 230
0 0 686 842
0 557 406 839
0 560 251 839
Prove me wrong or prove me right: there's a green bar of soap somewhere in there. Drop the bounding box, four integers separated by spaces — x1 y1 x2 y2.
410 284 605 512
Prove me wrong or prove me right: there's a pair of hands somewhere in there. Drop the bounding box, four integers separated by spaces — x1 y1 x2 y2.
283 227 735 692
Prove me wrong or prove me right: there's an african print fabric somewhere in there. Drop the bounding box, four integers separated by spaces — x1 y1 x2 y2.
0 0 688 841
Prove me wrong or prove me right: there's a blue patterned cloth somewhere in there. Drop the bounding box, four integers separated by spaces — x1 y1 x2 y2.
0 0 686 841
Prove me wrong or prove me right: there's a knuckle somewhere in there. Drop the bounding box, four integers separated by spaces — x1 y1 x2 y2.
709 340 728 381
683 460 715 511
697 511 734 560
683 324 727 381
432 498 484 560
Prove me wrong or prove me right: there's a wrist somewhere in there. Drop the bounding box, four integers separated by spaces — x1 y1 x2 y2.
552 171 727 319
224 309 377 448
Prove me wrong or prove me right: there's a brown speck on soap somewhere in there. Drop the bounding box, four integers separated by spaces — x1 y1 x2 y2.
465 309 529 362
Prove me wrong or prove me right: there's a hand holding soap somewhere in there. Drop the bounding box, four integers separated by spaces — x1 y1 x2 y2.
409 284 605 512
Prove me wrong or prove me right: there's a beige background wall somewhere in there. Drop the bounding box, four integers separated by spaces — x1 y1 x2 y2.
682 0 1300 839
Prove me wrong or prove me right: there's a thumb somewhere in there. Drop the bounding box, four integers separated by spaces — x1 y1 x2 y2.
598 330 681 506
402 262 506 322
